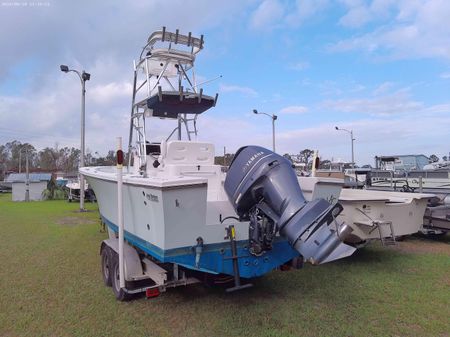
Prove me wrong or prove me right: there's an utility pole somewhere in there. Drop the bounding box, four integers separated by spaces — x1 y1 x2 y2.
60 65 91 211
25 149 30 202
351 130 354 168
335 126 355 168
253 109 278 152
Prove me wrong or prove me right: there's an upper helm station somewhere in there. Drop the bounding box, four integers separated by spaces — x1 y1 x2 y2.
128 27 218 170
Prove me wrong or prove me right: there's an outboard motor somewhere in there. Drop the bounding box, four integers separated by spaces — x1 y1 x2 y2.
224 146 355 264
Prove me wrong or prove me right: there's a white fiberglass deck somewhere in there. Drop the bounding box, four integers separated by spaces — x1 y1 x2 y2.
339 189 432 203
81 166 208 189
80 141 248 251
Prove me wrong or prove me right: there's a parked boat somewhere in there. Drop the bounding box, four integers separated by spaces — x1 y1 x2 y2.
80 28 355 299
299 176 432 245
368 156 450 194
363 156 450 233
423 195 450 232
314 153 450 235
64 179 95 202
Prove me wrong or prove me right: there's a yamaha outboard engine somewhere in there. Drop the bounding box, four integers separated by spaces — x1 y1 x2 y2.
224 146 355 264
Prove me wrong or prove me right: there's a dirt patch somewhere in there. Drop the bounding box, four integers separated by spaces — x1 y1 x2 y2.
442 275 450 288
394 236 450 255
71 209 97 214
56 216 97 226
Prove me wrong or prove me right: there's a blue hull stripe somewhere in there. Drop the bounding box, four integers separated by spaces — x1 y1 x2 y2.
102 215 299 278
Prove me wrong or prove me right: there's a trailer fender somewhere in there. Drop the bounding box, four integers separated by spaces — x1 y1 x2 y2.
100 239 144 281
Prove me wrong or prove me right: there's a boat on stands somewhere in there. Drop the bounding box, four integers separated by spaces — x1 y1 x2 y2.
363 156 450 234
298 156 433 246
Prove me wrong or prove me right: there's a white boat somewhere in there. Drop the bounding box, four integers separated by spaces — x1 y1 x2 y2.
369 170 450 193
369 155 450 193
423 161 450 170
423 196 450 233
361 156 450 233
80 28 355 298
299 176 432 245
65 179 90 202
65 179 88 191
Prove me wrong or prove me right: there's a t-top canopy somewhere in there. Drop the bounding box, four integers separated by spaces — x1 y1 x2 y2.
145 91 217 119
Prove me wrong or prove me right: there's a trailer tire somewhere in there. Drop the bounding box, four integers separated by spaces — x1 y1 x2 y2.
111 254 133 301
101 247 112 287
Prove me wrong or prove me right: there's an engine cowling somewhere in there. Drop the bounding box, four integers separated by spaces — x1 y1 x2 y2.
224 146 355 264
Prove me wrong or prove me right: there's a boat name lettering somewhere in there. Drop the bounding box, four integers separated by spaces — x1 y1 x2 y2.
146 193 159 202
243 151 265 173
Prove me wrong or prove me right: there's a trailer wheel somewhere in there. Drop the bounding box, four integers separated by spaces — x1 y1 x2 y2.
111 255 132 301
101 247 112 287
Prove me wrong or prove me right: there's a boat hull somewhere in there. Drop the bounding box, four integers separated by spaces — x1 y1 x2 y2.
82 166 299 278
299 177 431 243
338 189 429 242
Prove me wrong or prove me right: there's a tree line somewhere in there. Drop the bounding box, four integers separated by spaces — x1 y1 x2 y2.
2 140 444 180
0 140 116 180
213 149 337 169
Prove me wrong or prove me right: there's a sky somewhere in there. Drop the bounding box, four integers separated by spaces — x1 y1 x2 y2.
0 0 450 166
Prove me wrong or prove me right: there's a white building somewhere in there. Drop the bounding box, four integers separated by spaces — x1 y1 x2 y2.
6 173 52 201
375 154 429 172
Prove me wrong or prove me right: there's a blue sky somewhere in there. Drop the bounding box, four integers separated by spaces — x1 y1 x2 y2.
1 0 450 165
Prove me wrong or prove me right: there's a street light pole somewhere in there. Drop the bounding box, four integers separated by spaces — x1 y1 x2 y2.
253 109 278 152
25 148 29 202
350 130 354 168
60 65 91 212
81 76 86 208
17 145 30 200
272 115 276 153
335 126 355 168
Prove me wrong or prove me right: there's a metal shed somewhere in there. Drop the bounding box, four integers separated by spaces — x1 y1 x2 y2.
6 173 52 201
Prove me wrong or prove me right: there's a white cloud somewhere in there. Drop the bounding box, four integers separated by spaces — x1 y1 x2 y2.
422 103 450 115
279 105 308 114
220 84 258 97
1 0 449 166
90 82 132 105
318 80 344 96
338 0 396 28
0 1 254 153
196 116 259 152
372 81 395 95
274 111 450 164
323 89 423 116
339 2 371 28
349 84 366 93
288 61 310 71
285 0 329 27
249 0 285 31
0 72 131 153
249 0 329 31
440 72 450 79
331 0 450 60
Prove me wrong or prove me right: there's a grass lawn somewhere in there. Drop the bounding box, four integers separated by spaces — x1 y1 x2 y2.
0 192 449 337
